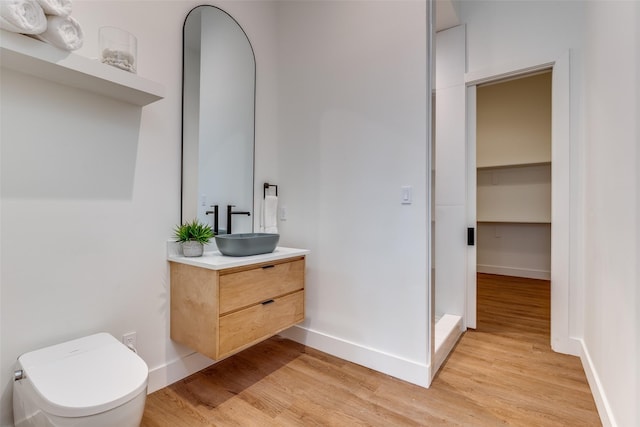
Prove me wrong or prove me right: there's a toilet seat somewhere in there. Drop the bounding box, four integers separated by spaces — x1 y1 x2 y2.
17 333 148 418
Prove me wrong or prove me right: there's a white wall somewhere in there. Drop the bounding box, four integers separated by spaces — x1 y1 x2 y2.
462 0 585 75
276 1 430 386
582 1 639 426
0 1 280 425
477 223 551 280
476 72 552 168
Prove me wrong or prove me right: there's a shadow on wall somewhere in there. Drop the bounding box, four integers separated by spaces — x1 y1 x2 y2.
1 69 141 200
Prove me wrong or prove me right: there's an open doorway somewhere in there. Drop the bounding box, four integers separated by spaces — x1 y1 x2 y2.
465 52 576 356
476 71 552 282
474 70 553 339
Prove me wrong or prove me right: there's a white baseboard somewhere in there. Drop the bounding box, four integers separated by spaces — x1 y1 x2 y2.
147 351 216 394
433 314 464 375
550 334 581 357
477 264 551 280
578 338 615 426
146 327 432 394
280 325 431 388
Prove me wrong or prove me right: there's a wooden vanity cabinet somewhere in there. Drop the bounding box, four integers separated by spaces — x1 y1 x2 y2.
170 256 305 360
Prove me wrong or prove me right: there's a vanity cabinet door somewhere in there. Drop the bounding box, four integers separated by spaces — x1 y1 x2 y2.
218 291 304 358
219 258 305 314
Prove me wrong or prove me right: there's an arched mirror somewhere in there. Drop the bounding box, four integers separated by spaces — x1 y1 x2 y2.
181 5 256 234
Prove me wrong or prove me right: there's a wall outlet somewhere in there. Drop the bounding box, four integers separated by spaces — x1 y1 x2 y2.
122 332 137 350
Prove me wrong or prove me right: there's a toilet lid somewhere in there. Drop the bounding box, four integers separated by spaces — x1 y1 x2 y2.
18 332 148 418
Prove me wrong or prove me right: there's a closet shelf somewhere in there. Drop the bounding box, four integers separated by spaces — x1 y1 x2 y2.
477 161 551 171
477 219 551 225
0 30 164 106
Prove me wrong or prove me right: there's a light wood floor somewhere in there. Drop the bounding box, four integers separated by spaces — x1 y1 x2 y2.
141 274 600 426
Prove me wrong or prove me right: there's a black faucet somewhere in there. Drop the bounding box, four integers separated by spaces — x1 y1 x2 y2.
227 205 250 234
205 205 219 234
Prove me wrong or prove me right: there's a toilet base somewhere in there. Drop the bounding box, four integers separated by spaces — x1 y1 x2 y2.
14 383 147 427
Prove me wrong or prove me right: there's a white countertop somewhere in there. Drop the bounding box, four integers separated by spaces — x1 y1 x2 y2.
167 246 310 270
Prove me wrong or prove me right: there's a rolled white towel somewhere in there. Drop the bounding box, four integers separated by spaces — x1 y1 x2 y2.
32 14 82 51
36 0 71 17
0 0 47 34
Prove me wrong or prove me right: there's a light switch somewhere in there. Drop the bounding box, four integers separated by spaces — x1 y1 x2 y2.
401 186 413 204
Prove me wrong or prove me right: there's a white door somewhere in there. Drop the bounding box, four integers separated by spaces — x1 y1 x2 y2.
465 85 477 329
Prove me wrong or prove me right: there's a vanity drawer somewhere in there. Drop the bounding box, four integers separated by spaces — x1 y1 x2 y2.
219 258 305 314
218 290 304 358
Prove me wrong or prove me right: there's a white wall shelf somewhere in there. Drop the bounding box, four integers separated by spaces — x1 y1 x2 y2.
0 30 164 106
478 220 551 224
477 161 551 171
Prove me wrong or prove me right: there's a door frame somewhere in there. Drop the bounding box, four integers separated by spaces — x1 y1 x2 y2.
465 51 579 355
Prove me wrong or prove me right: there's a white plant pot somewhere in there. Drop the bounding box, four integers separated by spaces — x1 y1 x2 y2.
182 241 204 257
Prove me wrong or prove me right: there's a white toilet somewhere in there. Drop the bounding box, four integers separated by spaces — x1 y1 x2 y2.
13 332 148 427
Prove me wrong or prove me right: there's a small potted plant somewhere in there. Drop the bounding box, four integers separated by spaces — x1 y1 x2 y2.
173 219 214 257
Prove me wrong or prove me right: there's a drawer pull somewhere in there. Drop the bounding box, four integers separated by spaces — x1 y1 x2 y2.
261 299 275 305
261 265 275 269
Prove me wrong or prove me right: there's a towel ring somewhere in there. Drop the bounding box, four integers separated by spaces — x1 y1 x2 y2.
263 183 278 198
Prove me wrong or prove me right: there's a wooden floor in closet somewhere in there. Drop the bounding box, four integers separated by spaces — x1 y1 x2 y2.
141 273 601 426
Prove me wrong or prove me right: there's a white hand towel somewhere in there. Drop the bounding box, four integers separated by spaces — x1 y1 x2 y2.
261 195 278 234
33 14 82 51
0 0 47 34
36 0 71 17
